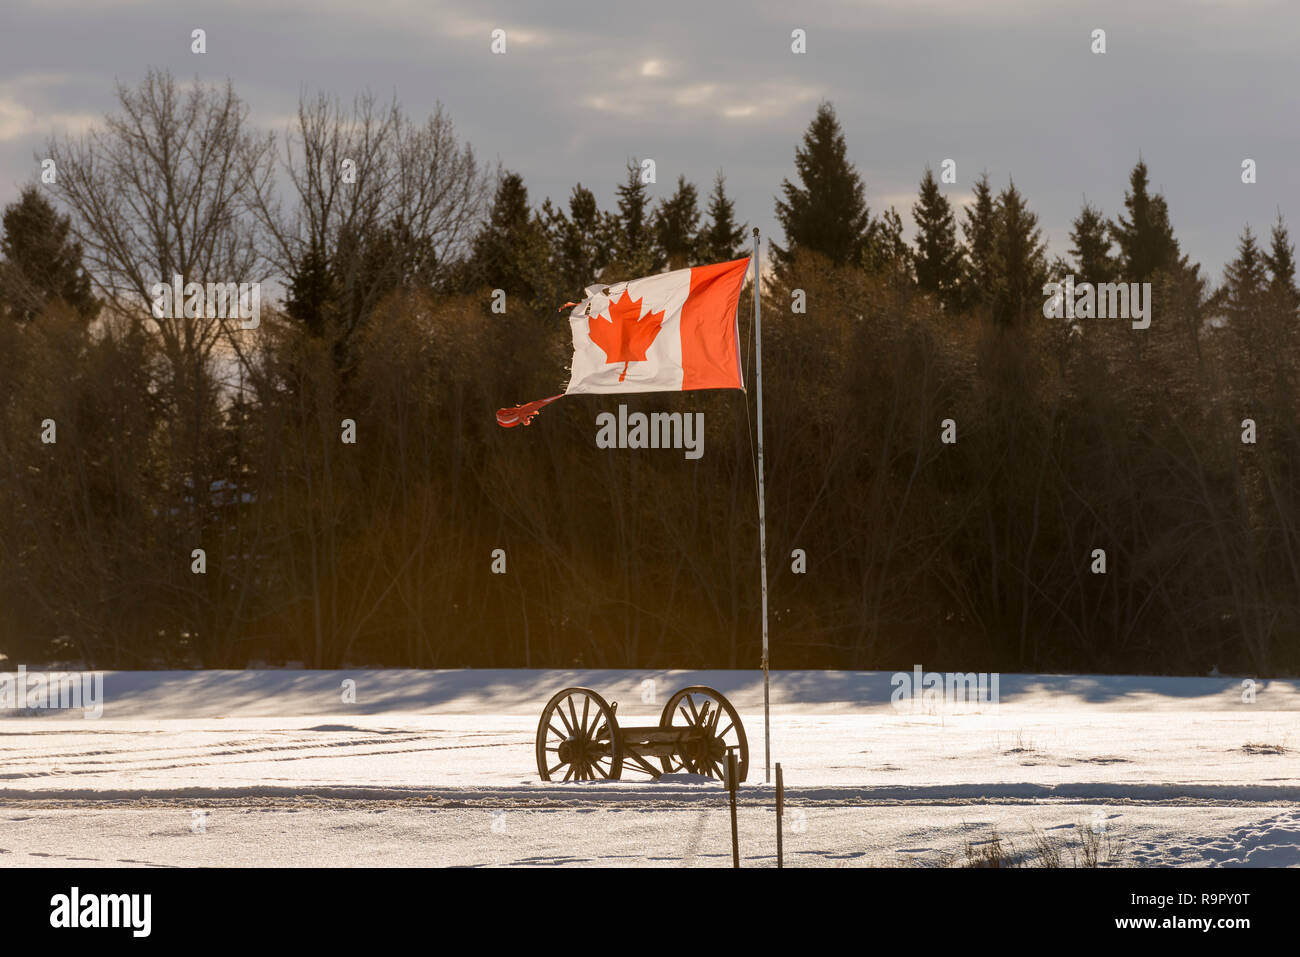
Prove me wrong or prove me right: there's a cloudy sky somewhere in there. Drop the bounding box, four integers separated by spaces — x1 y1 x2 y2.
1 0 1297 283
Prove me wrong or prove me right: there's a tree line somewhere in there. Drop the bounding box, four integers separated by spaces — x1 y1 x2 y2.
1 73 1297 675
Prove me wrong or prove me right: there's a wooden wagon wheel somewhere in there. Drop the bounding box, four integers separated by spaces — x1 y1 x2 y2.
536 687 624 781
658 686 748 783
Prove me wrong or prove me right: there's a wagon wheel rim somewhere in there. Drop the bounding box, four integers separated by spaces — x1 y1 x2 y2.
536 687 622 782
658 686 748 782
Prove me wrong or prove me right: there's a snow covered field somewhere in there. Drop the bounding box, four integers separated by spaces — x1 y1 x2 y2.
1 669 1297 867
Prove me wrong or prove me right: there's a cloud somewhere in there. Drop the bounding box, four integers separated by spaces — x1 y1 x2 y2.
0 98 36 142
585 79 822 124
0 0 1295 279
0 75 102 142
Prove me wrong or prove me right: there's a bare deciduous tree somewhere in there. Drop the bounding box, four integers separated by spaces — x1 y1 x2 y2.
48 69 274 370
246 91 492 340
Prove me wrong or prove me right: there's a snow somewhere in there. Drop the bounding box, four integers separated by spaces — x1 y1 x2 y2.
1 669 1297 867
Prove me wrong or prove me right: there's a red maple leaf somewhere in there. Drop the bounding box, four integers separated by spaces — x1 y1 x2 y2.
587 289 666 382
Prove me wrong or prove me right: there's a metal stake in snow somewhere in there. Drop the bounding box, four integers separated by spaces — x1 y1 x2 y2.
727 747 741 868
753 227 771 785
776 761 784 868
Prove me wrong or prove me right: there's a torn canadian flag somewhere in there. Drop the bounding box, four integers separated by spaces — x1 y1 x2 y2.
496 256 750 427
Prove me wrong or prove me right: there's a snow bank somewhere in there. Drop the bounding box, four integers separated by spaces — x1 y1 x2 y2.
2 668 1294 719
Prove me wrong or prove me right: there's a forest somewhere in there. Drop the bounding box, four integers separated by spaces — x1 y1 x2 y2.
1 70 1297 675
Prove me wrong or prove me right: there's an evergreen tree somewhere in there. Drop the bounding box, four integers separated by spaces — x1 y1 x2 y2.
1220 226 1275 389
697 171 748 263
654 175 701 270
1068 200 1117 284
772 102 871 269
989 180 1047 327
543 183 613 295
864 207 912 285
1111 159 1180 282
1222 225 1269 320
1263 211 1299 314
615 159 660 274
299 214 441 369
341 216 437 319
0 185 98 322
912 167 961 307
285 247 338 337
961 172 997 309
468 171 546 302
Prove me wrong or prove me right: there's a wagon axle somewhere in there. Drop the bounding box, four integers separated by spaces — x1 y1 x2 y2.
535 685 748 783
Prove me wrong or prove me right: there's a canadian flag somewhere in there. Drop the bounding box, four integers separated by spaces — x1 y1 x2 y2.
496 256 751 426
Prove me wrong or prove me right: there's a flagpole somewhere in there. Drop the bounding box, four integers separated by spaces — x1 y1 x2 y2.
753 227 771 784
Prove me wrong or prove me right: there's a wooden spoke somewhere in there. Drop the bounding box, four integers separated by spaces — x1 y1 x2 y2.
657 686 749 783
555 705 574 736
536 687 624 782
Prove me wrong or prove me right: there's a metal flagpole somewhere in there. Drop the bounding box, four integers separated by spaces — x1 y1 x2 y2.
753 227 771 784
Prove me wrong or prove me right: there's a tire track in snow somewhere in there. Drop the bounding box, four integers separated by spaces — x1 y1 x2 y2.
3 780 1299 806
0 734 530 779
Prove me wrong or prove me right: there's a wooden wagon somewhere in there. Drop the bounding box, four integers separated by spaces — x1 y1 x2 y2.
535 685 749 783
